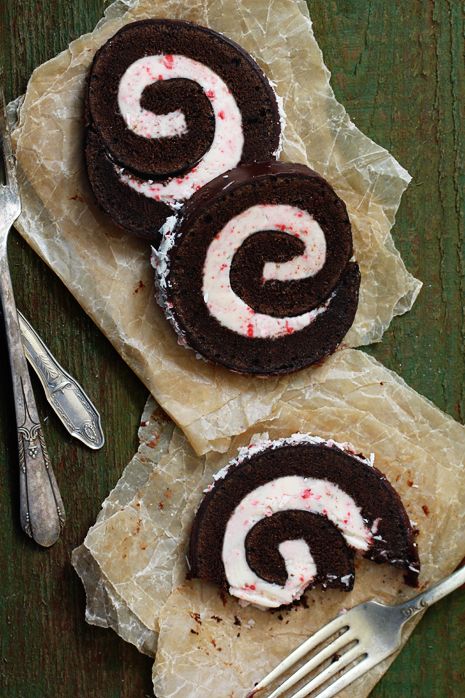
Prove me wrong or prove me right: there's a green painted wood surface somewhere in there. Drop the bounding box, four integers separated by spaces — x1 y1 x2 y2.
0 1 464 695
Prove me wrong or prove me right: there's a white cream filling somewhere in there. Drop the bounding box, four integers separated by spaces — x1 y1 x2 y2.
202 204 328 339
222 475 372 608
117 54 244 206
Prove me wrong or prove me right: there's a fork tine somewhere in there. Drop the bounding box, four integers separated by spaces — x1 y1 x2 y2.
0 89 19 194
290 646 366 698
250 613 349 695
266 631 356 698
309 654 378 698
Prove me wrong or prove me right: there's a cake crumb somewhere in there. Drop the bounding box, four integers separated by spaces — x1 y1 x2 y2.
69 193 85 203
134 279 146 294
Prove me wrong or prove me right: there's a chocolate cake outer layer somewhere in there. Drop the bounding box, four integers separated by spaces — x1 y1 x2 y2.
156 161 361 374
87 18 281 177
85 129 170 243
188 438 420 606
85 19 282 240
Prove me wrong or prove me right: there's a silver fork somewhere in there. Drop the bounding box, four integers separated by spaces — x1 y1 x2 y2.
0 91 65 547
249 564 465 698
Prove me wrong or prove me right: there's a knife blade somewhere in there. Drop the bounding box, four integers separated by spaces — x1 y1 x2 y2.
18 310 105 450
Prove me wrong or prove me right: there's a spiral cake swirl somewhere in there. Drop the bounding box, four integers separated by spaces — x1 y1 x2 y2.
85 19 282 241
153 161 361 374
188 434 420 609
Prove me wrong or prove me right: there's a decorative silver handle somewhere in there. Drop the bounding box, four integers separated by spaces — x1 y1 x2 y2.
0 254 65 547
18 311 104 450
400 564 465 620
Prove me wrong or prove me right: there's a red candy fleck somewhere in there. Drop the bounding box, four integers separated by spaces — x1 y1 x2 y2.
299 576 305 583
206 89 215 99
220 263 227 271
158 74 164 80
247 323 254 337
301 489 312 499
163 54 174 69
322 508 328 515
218 110 225 119
285 321 294 335
276 224 287 231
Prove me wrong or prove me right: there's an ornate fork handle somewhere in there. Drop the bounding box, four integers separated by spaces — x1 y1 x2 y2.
0 253 65 546
399 562 465 620
18 311 104 450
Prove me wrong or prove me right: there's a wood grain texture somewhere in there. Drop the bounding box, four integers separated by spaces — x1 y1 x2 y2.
0 0 463 696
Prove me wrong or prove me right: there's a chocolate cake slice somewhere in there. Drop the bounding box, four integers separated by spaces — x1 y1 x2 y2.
153 161 361 374
188 434 420 609
85 19 282 241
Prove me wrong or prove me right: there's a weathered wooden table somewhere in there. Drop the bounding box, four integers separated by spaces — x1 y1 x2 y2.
0 1 464 696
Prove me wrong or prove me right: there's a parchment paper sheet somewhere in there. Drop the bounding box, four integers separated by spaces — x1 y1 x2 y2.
12 0 421 455
72 348 465 697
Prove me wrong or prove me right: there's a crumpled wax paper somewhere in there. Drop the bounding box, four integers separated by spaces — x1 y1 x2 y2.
11 0 421 456
72 348 465 697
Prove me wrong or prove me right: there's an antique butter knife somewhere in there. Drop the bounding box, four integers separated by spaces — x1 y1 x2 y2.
18 311 105 450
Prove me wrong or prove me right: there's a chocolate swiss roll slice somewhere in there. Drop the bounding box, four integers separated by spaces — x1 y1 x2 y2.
153 161 361 375
188 435 420 609
85 19 282 241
